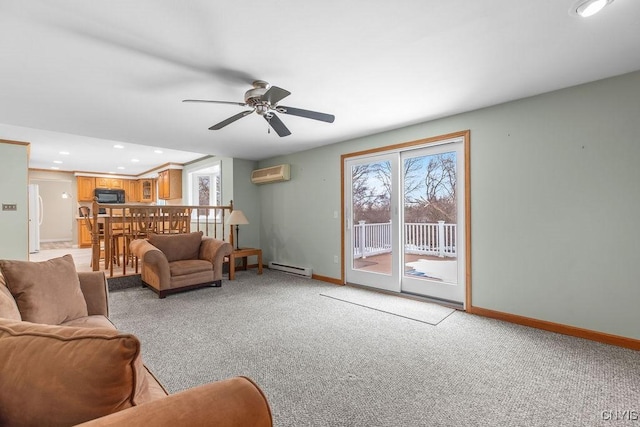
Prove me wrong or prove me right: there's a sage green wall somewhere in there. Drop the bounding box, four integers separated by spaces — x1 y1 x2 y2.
258 70 640 340
231 158 260 249
259 156 342 277
0 142 29 260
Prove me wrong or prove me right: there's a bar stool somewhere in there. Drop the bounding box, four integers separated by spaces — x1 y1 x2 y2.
128 207 159 273
79 207 120 269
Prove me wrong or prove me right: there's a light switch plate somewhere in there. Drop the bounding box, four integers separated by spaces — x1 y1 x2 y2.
2 204 17 211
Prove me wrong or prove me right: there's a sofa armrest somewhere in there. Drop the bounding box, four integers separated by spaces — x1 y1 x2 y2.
200 238 233 281
130 239 171 289
77 272 109 317
74 376 272 427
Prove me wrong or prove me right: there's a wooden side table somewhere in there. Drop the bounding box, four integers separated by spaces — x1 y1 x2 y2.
229 248 263 280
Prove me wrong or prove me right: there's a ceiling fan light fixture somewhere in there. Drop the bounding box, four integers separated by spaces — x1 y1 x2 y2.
571 0 613 17
256 104 269 115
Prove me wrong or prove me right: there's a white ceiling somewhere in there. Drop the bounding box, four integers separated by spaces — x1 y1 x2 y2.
1 0 639 175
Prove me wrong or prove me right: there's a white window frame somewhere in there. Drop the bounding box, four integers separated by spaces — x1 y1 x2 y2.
188 163 221 222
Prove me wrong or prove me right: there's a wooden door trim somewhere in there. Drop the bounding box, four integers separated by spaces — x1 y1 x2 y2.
340 130 471 307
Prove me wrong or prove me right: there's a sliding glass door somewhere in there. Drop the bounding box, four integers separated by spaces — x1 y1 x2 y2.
344 134 467 306
344 154 400 292
400 143 465 304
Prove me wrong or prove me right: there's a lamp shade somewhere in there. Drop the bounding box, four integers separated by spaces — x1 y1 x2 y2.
226 210 249 225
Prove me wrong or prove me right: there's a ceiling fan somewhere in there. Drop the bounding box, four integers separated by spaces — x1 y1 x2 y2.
183 80 335 137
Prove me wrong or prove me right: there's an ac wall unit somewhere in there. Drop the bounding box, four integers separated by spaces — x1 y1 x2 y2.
251 164 290 184
268 261 312 278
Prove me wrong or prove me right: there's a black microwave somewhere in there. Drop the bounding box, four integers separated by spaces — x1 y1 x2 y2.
94 188 125 204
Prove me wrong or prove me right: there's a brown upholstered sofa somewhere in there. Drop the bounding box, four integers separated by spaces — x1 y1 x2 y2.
130 231 232 298
0 255 272 427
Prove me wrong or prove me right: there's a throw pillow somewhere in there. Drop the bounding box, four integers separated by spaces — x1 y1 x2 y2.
0 254 88 324
0 319 152 426
148 231 203 262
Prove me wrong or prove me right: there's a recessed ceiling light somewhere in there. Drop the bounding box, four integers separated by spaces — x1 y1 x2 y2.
154 149 163 154
51 166 59 170
113 144 124 149
131 158 140 162
570 0 613 17
117 166 125 170
59 151 70 155
53 160 63 164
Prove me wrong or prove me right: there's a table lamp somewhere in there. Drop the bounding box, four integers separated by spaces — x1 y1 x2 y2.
226 210 249 250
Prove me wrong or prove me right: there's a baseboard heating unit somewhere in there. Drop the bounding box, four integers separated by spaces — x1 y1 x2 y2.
268 261 312 278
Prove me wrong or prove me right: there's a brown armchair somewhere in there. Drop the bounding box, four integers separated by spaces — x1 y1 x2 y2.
130 231 232 298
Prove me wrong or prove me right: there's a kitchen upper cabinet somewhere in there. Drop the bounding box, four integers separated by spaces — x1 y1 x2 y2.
139 179 155 203
95 177 124 189
77 176 157 204
110 179 124 189
124 179 139 202
157 169 182 200
77 177 96 202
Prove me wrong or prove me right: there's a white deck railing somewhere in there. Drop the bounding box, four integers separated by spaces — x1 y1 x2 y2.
353 221 456 259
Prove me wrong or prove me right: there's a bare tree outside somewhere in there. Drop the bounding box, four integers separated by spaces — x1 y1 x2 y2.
351 161 391 224
351 153 456 225
197 176 210 216
405 153 457 224
215 176 221 205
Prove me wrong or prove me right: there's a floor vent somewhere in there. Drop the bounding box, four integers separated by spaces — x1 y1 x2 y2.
268 261 312 278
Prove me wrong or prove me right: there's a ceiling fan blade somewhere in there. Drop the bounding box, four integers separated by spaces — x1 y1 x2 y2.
209 110 255 130
278 106 335 123
264 113 291 137
183 99 247 107
261 86 291 105
60 22 257 87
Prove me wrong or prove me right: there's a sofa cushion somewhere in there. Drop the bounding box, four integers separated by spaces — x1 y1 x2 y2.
62 314 117 329
0 319 154 427
169 259 214 277
0 255 88 324
149 231 203 262
0 274 21 321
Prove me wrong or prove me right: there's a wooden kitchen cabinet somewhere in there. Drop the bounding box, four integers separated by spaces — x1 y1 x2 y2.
77 219 92 248
157 169 182 200
124 179 139 202
95 177 124 189
77 177 96 202
95 177 109 188
139 179 155 203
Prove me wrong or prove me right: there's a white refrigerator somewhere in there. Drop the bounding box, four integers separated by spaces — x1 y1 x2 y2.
28 184 43 253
